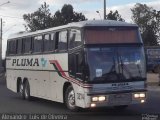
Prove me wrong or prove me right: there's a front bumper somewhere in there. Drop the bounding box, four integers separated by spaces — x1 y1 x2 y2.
84 90 147 108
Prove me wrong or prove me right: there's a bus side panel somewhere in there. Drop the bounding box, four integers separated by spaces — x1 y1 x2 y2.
49 72 65 103
6 57 17 92
72 84 86 108
52 53 68 103
6 69 17 93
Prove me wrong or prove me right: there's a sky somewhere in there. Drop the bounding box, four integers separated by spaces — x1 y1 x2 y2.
0 0 160 58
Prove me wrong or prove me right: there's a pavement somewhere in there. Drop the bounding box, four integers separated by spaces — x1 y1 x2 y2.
147 73 160 86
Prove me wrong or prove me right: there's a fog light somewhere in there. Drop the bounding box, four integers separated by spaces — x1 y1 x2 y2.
92 97 98 102
98 96 105 101
141 100 145 103
91 103 96 107
140 93 145 98
134 94 140 98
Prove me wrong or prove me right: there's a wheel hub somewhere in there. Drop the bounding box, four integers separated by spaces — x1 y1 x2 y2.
68 90 75 107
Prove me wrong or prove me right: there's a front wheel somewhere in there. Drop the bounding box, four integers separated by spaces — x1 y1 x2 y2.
65 86 79 112
19 81 25 99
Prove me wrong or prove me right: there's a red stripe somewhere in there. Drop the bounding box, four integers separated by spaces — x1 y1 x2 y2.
49 60 93 88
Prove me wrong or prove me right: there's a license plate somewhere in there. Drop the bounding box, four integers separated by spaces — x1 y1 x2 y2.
109 93 132 105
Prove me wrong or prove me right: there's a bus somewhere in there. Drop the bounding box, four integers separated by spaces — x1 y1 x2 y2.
6 20 147 111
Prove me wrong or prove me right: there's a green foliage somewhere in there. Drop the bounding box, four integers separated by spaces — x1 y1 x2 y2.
23 3 87 31
23 2 53 31
106 10 125 22
131 3 160 46
53 4 87 27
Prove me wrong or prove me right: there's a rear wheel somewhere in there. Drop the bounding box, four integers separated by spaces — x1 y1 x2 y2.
65 86 79 111
24 81 31 100
19 81 25 99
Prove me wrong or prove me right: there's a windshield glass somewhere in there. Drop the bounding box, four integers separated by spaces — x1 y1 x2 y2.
87 46 146 83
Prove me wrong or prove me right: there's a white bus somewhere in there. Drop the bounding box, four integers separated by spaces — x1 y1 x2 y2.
6 20 147 111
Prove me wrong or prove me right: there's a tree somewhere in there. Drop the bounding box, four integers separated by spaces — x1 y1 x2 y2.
23 3 87 31
23 2 53 31
106 10 125 22
131 3 160 46
53 4 87 27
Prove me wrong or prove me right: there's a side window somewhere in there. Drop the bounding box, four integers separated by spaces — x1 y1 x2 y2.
44 33 55 52
17 39 23 54
8 40 17 55
58 31 67 51
69 51 84 79
69 29 82 49
33 35 42 53
23 37 32 54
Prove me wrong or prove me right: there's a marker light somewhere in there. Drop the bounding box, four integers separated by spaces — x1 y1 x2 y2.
141 100 145 103
91 103 96 107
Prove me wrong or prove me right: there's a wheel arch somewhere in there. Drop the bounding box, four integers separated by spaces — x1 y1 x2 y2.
63 82 72 103
23 77 28 84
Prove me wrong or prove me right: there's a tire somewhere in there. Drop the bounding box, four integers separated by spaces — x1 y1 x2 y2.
24 80 31 100
114 105 128 110
65 86 79 112
19 81 25 99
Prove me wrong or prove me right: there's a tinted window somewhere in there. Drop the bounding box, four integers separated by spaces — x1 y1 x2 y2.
44 33 55 52
69 51 84 79
33 35 42 53
23 37 32 54
58 31 67 51
8 40 17 55
17 39 23 54
69 29 82 49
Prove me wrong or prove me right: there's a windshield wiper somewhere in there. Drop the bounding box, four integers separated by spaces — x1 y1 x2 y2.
119 56 133 79
136 64 142 78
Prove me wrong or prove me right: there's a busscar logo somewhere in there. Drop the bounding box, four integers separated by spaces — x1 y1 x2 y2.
142 114 159 120
12 58 39 67
112 82 129 87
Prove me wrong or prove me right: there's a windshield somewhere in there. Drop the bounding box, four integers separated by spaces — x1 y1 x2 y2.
86 46 146 83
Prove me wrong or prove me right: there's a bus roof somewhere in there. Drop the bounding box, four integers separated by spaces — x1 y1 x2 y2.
8 20 138 40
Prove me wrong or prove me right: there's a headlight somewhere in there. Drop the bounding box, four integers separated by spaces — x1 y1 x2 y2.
134 93 146 98
134 94 140 98
98 96 106 101
140 93 145 98
92 96 106 102
92 97 98 102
